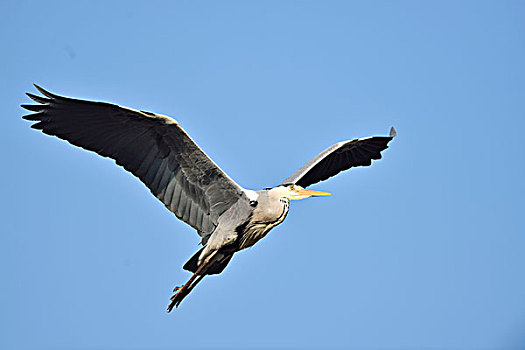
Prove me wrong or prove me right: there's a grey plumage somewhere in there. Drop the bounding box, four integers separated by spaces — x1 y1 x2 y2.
22 85 246 238
22 85 396 311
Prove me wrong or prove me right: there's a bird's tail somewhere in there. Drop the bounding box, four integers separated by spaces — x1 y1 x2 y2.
183 248 234 275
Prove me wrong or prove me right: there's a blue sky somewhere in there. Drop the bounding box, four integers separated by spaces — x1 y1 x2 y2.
2 1 524 349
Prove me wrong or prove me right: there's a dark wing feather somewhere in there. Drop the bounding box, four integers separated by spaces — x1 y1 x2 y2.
281 128 396 188
22 85 244 236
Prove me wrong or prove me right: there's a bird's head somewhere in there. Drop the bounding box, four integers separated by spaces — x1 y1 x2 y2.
274 184 331 200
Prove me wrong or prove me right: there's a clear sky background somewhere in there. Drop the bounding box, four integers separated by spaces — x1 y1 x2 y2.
1 1 524 349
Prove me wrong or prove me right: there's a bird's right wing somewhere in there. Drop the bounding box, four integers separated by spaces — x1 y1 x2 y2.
22 85 245 236
281 127 396 188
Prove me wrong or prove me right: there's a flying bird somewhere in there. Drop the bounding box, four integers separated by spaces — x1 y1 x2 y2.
22 85 396 311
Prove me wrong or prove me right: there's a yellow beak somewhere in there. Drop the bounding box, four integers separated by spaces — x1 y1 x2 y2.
295 188 332 197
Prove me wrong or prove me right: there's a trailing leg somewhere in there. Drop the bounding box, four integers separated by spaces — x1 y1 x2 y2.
167 251 218 311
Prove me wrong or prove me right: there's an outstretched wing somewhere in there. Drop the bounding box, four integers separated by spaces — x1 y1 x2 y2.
281 127 396 188
22 85 245 236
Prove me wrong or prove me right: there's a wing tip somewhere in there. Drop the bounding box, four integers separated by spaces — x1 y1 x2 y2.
389 126 397 138
32 83 62 100
25 91 51 104
33 83 45 93
21 103 47 112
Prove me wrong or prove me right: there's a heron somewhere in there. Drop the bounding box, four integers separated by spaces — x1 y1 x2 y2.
22 85 396 311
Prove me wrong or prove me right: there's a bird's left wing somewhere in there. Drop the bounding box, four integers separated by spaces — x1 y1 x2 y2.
22 85 245 236
281 127 396 188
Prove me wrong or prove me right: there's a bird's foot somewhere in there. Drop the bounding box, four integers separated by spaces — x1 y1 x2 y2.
173 285 182 292
167 286 188 312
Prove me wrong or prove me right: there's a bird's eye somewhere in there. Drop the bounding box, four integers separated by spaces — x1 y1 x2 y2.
290 185 295 190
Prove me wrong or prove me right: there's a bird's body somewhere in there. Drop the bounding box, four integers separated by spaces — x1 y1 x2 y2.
22 85 396 311
182 188 291 277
